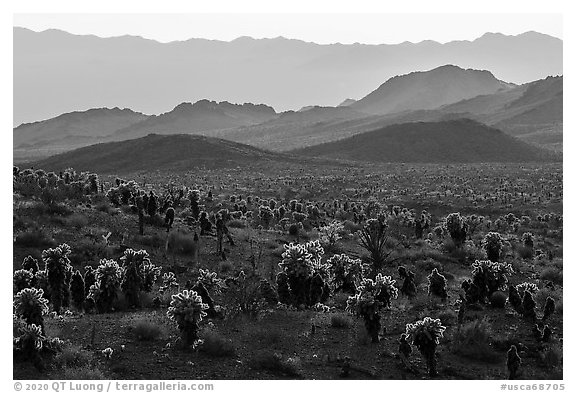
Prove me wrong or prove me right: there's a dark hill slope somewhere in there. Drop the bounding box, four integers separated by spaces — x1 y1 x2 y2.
30 133 299 174
294 119 558 163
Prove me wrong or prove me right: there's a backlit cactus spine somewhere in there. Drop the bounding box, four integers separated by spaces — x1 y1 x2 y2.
166 289 209 346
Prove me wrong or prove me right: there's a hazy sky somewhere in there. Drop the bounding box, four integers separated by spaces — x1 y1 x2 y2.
14 13 562 44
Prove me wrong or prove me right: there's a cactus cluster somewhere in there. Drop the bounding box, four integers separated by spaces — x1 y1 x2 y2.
463 260 514 303
88 259 123 313
43 244 72 313
166 289 209 346
482 232 505 262
405 317 446 377
346 274 398 343
427 268 448 300
276 241 328 306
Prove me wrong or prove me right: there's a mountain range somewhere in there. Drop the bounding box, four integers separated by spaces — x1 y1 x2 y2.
294 119 558 163
14 64 563 161
14 27 562 127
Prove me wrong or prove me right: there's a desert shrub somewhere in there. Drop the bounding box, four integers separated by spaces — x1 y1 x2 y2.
330 313 352 328
252 325 286 347
319 220 344 248
198 331 236 357
540 267 563 285
227 219 246 228
132 317 165 341
218 261 233 274
358 218 391 274
137 233 165 248
166 289 208 346
451 318 499 362
15 229 56 248
250 351 302 377
436 309 458 326
53 344 93 369
65 214 89 230
489 291 507 308
58 365 106 380
415 258 443 273
167 231 199 256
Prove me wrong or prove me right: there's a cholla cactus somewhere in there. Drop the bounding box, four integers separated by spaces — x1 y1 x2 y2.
160 272 179 294
197 269 224 295
88 259 123 313
508 285 523 314
515 282 538 297
188 190 201 219
258 205 274 229
521 232 534 249
14 288 49 333
507 345 521 379
14 269 34 293
405 317 446 377
14 323 46 357
276 272 291 304
167 289 209 346
427 268 448 300
445 213 467 247
141 261 161 292
120 249 149 308
346 275 397 343
22 255 40 274
522 290 537 320
304 240 324 265
70 270 85 311
278 243 312 305
43 243 72 313
482 232 504 262
470 260 514 302
327 254 364 293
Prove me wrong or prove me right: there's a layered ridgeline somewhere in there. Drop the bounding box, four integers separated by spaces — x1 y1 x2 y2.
110 100 277 142
13 100 277 160
294 119 559 163
218 65 519 151
350 65 514 115
15 27 562 126
220 71 562 152
29 134 301 174
440 76 563 151
13 108 148 160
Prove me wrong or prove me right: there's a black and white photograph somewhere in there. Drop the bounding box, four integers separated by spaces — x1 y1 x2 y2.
7 2 571 389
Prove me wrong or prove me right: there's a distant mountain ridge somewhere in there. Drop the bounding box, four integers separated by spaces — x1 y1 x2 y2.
351 65 513 115
294 119 559 163
110 99 277 141
14 27 562 126
29 133 299 174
